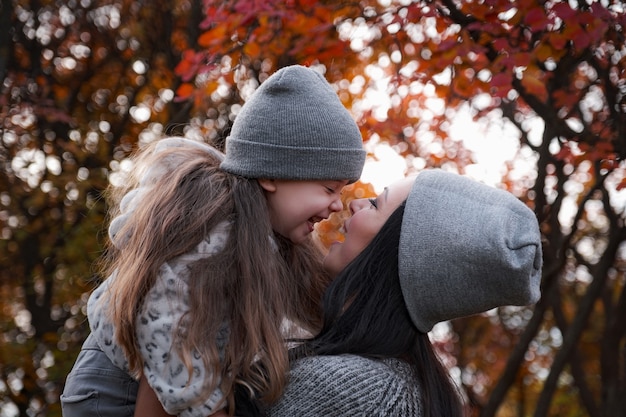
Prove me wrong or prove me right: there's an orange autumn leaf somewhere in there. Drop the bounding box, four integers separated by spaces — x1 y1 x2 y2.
175 83 194 101
316 181 376 249
198 25 228 48
520 68 548 102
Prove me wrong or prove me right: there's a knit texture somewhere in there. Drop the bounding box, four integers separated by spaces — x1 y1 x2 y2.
267 355 422 417
220 65 366 182
399 170 543 333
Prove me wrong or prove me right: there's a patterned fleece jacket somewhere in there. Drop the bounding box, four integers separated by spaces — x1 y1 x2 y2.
87 221 231 417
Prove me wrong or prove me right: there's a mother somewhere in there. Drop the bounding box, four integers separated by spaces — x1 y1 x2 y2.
244 169 543 417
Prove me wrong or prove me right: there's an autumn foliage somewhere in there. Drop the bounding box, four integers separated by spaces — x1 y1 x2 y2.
2 1 625 416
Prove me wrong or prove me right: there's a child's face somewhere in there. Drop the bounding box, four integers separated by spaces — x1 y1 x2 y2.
259 179 348 244
323 176 415 277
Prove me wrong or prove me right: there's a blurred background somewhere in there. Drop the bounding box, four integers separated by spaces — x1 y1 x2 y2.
1 0 625 416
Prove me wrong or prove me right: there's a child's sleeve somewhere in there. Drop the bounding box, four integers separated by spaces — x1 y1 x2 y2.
87 272 131 372
136 222 231 417
136 253 227 417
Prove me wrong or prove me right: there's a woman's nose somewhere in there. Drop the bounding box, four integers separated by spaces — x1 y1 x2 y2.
349 198 367 215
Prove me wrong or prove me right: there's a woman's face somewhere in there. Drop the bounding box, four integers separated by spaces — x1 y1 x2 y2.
323 176 416 277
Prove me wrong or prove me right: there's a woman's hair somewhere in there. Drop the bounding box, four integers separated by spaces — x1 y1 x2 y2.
101 139 328 413
296 202 464 417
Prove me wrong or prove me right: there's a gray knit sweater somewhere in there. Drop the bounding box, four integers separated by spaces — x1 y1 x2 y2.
267 354 423 416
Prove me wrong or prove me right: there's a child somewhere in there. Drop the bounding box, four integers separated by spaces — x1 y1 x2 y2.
60 65 366 417
236 170 543 416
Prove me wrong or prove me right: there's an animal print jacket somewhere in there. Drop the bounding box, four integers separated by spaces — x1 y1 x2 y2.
87 221 231 417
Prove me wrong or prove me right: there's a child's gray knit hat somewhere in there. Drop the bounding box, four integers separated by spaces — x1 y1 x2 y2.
220 65 366 183
399 170 543 333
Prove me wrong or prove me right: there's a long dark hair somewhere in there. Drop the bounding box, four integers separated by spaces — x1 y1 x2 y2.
294 202 464 417
236 202 464 417
301 203 414 357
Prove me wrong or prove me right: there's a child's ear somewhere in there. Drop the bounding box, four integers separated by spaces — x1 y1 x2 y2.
257 178 277 192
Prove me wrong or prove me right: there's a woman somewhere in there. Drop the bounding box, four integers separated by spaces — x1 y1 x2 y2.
238 169 543 416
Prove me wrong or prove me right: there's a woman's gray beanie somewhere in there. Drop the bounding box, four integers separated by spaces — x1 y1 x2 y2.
220 65 366 183
399 170 543 333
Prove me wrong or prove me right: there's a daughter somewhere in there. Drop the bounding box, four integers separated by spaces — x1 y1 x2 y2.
60 65 366 417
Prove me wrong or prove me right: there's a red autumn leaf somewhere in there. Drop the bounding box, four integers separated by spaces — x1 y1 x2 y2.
490 72 512 98
552 3 576 20
554 143 573 162
492 38 510 51
573 30 591 50
535 43 554 61
198 25 228 48
491 72 512 87
438 37 459 52
551 90 573 108
243 41 261 59
590 2 613 20
524 7 550 31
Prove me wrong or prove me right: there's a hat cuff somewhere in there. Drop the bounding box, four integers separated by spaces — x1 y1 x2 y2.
220 138 366 182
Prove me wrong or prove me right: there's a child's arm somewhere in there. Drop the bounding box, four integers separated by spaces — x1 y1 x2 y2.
135 375 174 417
89 229 230 416
134 241 228 416
134 223 232 416
89 262 225 416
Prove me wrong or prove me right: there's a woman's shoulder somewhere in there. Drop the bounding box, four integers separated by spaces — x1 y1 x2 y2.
295 354 410 377
294 354 419 393
267 354 422 417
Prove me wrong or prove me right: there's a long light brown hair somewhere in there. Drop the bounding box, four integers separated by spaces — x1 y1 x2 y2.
100 139 329 413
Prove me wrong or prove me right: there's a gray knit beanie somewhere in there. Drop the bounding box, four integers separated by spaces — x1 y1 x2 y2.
399 170 543 333
220 65 366 182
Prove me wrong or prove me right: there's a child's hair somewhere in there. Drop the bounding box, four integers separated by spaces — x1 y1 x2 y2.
101 138 329 411
296 203 464 417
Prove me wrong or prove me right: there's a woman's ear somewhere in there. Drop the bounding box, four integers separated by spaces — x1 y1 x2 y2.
257 178 277 192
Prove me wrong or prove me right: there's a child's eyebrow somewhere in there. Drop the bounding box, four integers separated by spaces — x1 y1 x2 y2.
382 187 389 202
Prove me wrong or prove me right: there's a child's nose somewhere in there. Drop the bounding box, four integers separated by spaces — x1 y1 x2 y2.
329 196 343 212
